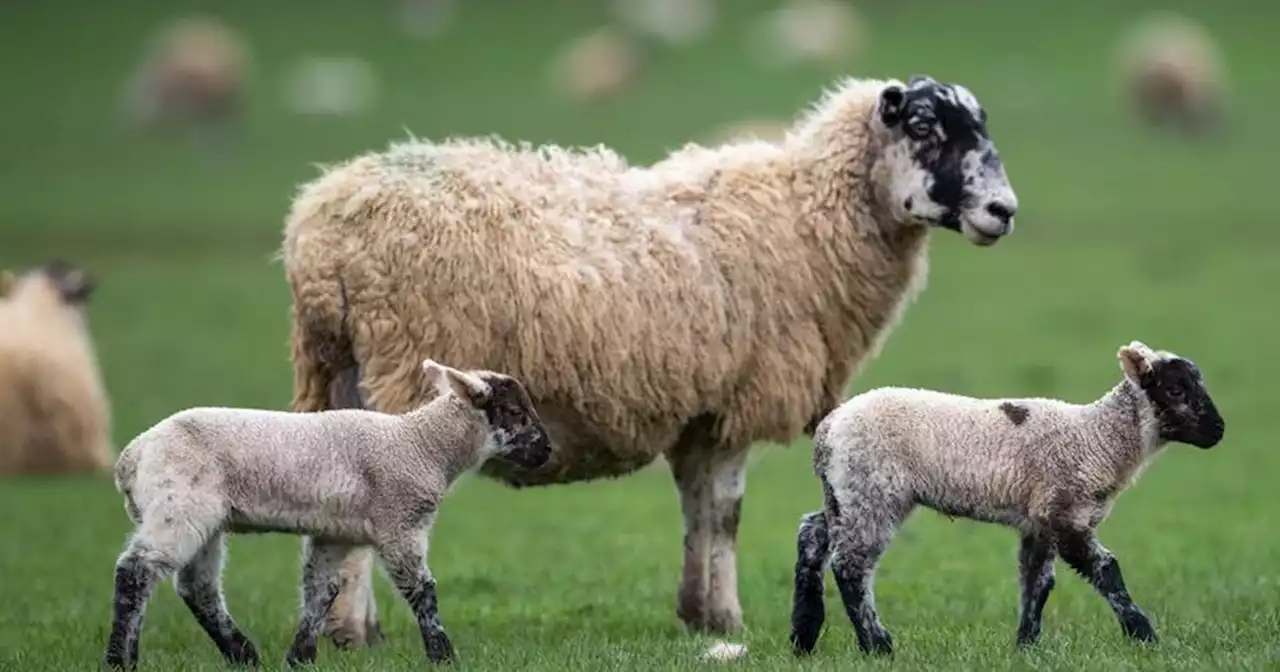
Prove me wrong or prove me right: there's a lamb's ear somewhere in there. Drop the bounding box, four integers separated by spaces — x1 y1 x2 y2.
1118 340 1156 383
422 359 490 406
878 82 907 127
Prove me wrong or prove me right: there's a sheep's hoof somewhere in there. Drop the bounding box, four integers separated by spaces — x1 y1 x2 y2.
858 630 894 656
1121 611 1158 644
324 620 382 650
426 631 456 664
102 652 133 671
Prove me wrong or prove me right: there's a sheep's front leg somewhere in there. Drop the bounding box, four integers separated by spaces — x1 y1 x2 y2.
668 445 748 634
790 510 832 656
1015 532 1056 647
286 538 348 667
376 531 455 663
175 533 259 666
1055 527 1157 643
324 546 382 649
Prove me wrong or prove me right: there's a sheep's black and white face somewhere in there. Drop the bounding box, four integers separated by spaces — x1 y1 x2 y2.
1120 342 1225 449
476 373 553 469
873 75 1018 245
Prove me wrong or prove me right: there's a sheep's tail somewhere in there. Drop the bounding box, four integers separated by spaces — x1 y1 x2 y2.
287 266 362 414
112 439 143 522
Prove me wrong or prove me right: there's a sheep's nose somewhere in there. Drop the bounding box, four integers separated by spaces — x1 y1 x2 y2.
986 200 1017 225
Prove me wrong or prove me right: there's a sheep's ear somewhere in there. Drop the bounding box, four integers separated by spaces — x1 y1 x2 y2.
878 82 907 127
422 359 490 406
1118 340 1155 383
43 260 95 304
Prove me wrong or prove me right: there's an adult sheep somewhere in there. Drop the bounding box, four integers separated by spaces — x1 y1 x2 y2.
0 261 112 478
281 74 1020 646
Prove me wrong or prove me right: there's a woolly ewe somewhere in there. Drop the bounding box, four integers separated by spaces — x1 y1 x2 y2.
282 73 1020 643
790 341 1225 656
103 360 550 670
0 261 112 477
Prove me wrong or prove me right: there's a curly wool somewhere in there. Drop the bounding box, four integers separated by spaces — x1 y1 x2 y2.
282 76 931 485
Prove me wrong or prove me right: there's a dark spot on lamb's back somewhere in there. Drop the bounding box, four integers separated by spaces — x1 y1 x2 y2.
999 402 1030 426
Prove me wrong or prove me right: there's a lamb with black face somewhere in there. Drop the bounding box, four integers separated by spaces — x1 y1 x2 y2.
872 75 1019 246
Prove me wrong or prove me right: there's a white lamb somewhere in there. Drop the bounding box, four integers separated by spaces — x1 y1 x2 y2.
103 360 551 670
789 340 1225 657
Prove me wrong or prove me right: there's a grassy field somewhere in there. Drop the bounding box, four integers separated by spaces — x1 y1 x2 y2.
1 0 1278 670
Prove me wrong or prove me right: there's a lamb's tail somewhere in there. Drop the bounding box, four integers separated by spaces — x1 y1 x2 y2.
112 440 143 522
287 265 364 414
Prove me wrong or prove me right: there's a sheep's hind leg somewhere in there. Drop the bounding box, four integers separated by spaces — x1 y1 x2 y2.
790 510 832 656
376 531 455 663
1055 527 1157 644
668 431 748 634
827 479 902 656
1015 532 1057 647
174 532 260 666
286 538 348 666
105 511 217 670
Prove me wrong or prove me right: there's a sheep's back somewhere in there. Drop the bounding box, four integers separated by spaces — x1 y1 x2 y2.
282 136 827 469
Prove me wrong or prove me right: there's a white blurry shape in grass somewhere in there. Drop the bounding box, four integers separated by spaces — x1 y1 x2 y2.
749 0 866 69
282 57 378 117
549 28 643 104
701 640 748 662
611 0 716 46
395 0 456 40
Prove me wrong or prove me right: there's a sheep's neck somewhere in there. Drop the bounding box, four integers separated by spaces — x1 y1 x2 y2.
1085 380 1164 485
403 396 489 486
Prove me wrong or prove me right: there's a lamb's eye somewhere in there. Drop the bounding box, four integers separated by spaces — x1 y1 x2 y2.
1169 386 1185 399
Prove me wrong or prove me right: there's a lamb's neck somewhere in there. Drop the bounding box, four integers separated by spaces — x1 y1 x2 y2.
1084 380 1165 476
402 396 490 485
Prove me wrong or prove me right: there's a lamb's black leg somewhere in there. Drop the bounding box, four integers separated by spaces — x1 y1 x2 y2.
104 549 165 670
1055 527 1157 644
175 533 259 666
285 538 347 667
1015 533 1056 647
790 510 831 656
377 534 455 663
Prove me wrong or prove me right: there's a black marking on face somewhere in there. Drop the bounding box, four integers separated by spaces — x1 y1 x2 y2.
1136 357 1224 448
999 402 1030 425
892 76 998 231
477 375 552 468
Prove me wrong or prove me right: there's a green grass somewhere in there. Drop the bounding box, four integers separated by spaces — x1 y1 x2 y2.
1 0 1278 670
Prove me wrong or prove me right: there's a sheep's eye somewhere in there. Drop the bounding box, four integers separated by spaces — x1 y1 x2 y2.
1168 385 1185 399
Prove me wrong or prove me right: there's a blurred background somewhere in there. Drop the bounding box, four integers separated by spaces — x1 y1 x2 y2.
1 0 1276 669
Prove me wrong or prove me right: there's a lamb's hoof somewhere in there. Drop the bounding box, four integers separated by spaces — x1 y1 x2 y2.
226 638 261 667
1015 626 1042 649
426 631 456 664
858 630 894 656
789 616 823 656
103 651 133 671
1121 611 1158 644
284 643 315 667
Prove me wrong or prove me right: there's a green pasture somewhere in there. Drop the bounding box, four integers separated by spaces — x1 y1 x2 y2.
1 0 1276 669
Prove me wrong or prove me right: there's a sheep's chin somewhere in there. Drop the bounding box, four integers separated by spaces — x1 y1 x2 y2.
960 219 1005 246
